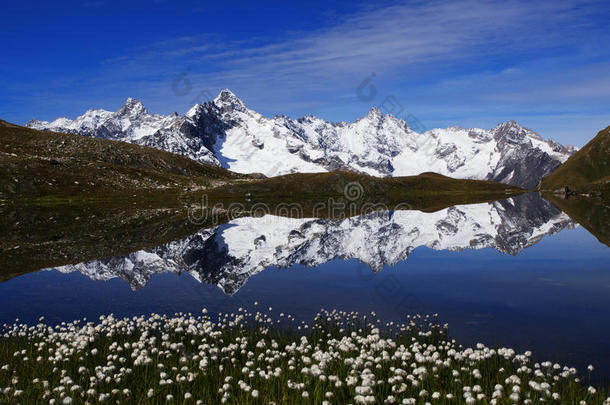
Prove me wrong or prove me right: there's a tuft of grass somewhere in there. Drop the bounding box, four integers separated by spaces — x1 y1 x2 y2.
0 308 607 404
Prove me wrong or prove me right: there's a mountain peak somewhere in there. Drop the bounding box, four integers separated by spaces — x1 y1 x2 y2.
26 118 42 126
124 97 144 107
185 103 204 119
218 88 237 98
495 120 523 130
364 106 383 121
565 144 578 153
493 120 544 143
117 98 147 117
214 89 247 112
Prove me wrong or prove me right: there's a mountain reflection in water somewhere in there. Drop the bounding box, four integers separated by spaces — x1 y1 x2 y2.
52 193 575 294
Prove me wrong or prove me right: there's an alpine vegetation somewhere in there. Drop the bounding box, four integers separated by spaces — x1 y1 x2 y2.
0 308 607 404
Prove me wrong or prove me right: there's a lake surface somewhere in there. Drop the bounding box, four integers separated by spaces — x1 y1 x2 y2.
1 192 609 382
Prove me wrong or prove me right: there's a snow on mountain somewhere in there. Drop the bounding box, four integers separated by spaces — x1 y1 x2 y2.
28 98 173 141
206 90 328 174
27 90 575 188
27 98 220 165
54 194 576 294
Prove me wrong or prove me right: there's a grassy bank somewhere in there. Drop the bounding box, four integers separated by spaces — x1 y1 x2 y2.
0 308 607 404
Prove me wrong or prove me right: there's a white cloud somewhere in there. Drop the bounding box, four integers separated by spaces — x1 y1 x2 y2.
169 0 601 90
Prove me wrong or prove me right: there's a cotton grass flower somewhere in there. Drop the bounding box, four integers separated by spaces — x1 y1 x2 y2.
0 308 606 404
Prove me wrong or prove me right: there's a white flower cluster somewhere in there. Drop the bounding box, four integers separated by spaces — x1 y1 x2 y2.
0 308 607 404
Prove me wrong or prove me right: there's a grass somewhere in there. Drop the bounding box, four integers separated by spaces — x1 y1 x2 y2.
0 308 607 404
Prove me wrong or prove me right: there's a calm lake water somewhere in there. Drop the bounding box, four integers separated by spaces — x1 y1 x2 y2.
1 193 609 382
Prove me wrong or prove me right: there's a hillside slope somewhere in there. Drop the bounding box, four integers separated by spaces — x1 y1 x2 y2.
539 126 610 197
0 119 251 199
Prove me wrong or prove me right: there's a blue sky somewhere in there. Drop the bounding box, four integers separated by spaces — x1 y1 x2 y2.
2 0 609 146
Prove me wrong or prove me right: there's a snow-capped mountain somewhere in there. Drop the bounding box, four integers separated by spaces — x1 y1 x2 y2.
54 193 576 294
28 90 575 188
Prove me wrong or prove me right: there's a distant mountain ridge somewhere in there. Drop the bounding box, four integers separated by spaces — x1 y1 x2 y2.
28 90 575 189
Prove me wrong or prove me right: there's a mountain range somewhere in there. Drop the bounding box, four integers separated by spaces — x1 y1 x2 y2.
54 193 575 294
27 90 576 189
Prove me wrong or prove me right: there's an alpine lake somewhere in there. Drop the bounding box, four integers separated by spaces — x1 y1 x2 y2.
1 189 609 399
